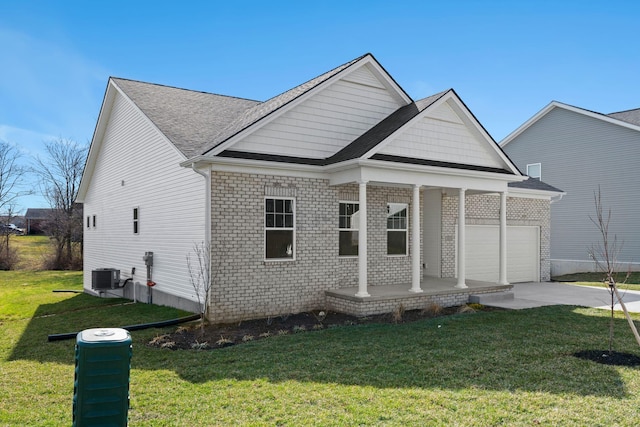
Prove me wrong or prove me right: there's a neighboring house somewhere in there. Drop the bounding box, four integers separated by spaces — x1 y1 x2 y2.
77 53 562 322
501 101 640 275
25 208 54 235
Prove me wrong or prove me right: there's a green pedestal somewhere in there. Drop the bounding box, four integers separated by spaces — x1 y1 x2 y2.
73 328 132 427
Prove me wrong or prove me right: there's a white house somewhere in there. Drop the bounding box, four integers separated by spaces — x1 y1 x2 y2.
77 53 563 322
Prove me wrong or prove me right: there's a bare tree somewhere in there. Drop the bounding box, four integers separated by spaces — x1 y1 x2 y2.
187 241 212 326
588 187 640 353
0 140 30 269
33 138 87 269
0 140 30 214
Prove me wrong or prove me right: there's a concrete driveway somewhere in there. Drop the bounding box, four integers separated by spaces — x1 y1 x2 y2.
482 281 640 313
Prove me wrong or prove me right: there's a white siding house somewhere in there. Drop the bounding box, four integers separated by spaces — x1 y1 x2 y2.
78 53 562 322
501 102 640 275
79 83 207 311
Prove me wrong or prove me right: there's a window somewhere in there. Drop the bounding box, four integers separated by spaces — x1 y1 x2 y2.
92 215 96 228
387 203 408 255
133 207 139 234
265 197 295 260
527 163 541 180
339 202 359 256
86 216 90 229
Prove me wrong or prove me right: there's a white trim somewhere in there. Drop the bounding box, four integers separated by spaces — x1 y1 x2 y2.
410 185 423 293
356 181 369 297
264 196 296 262
507 187 565 200
526 163 542 180
387 202 409 256
184 156 526 193
338 200 360 257
456 188 467 289
500 101 640 148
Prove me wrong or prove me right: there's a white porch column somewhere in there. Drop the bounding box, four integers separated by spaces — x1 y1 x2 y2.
356 181 370 297
410 184 423 293
499 191 509 285
456 188 468 289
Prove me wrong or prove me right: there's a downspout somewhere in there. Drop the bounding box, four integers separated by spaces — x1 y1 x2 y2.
191 163 212 317
191 163 212 244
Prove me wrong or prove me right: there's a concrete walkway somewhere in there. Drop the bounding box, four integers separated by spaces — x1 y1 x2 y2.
481 281 640 313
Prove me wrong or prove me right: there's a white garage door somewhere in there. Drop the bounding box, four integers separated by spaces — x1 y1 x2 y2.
463 225 540 283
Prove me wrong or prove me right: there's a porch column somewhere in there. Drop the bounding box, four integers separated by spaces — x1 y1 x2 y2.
410 184 423 293
456 188 468 289
356 181 370 297
499 191 509 285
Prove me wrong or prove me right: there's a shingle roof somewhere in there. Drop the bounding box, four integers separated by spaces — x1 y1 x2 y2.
508 177 563 193
608 108 640 127
111 78 260 158
25 208 54 219
111 56 517 178
112 54 373 159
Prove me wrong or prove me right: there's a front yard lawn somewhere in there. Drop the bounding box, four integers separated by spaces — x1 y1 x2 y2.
2 271 640 425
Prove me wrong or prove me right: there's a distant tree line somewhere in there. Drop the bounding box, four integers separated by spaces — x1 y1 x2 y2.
0 138 87 270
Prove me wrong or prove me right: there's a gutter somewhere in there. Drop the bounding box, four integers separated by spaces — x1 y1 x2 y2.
190 163 212 245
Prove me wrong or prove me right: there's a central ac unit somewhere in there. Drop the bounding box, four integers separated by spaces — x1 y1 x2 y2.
91 268 121 290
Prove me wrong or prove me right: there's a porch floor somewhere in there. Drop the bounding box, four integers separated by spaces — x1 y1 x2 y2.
325 277 512 317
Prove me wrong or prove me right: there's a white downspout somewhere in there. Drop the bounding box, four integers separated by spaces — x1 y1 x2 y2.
191 163 212 244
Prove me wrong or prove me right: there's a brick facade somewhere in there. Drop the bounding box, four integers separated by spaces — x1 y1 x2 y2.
209 171 550 322
209 172 420 322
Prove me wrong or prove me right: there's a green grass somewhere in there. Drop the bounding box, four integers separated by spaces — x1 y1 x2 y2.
3 271 640 425
554 272 640 291
9 234 52 270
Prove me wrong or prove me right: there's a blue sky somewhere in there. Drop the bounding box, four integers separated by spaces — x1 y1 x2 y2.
1 0 639 213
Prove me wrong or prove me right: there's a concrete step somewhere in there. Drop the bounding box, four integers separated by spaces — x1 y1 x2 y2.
469 291 514 305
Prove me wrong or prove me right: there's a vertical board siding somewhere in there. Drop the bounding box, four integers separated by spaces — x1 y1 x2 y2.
83 92 205 302
232 67 403 158
380 102 504 169
504 107 640 263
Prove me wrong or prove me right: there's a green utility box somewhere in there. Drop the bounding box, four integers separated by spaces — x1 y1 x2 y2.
73 328 132 427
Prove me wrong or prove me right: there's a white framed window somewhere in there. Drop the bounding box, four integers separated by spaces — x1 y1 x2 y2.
265 197 295 260
526 163 541 180
92 215 96 228
387 203 408 255
339 201 359 256
86 216 90 229
133 207 139 235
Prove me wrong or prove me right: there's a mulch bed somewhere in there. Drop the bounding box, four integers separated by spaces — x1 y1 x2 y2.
147 305 482 351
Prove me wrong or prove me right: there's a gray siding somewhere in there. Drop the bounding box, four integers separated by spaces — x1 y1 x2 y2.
504 107 640 264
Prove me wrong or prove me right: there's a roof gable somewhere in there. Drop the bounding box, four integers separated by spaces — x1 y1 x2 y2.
202 53 413 157
111 78 259 158
366 90 519 174
226 62 409 159
501 101 640 147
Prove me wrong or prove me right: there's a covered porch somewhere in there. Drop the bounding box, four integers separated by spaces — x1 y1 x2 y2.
325 277 512 317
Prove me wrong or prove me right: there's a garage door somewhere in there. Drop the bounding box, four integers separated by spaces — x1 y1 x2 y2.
462 225 540 283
